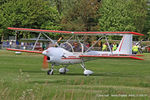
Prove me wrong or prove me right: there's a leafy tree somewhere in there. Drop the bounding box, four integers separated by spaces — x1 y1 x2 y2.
0 0 9 5
98 0 147 33
0 0 61 40
143 1 150 40
61 0 100 31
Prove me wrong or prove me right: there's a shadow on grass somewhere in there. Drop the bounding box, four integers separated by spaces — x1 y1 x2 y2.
23 70 138 77
59 73 84 76
63 72 138 77
93 72 138 77
26 72 139 85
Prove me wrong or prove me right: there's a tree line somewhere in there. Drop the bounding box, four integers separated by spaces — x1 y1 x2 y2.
0 0 149 41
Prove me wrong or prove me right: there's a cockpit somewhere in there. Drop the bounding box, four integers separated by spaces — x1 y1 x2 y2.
60 42 88 52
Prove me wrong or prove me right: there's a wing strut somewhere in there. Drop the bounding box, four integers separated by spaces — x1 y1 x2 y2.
32 33 41 50
77 36 84 54
66 35 74 42
104 36 113 54
85 36 103 52
42 33 59 47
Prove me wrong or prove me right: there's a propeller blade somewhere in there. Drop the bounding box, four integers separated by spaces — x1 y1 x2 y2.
42 56 49 70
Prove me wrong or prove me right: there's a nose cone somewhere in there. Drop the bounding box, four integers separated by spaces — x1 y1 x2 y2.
42 50 48 56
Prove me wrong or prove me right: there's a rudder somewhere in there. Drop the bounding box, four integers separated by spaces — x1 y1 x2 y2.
114 34 132 55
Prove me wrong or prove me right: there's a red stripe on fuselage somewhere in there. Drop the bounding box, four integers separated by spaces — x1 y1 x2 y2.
61 58 81 59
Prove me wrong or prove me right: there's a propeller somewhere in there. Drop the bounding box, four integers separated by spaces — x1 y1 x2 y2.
42 55 49 70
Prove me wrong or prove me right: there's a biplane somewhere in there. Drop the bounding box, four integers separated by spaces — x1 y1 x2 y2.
7 27 144 76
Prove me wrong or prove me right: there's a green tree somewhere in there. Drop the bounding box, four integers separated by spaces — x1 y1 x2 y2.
143 1 150 40
0 0 61 40
61 0 100 31
98 0 147 33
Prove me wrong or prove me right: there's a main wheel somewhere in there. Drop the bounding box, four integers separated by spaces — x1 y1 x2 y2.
47 70 53 75
59 68 69 75
84 70 93 76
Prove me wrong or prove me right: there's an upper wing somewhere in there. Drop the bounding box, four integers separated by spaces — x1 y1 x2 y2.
79 55 144 60
8 27 144 36
6 48 42 54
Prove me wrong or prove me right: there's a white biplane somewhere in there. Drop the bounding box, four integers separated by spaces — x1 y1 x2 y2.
7 27 144 76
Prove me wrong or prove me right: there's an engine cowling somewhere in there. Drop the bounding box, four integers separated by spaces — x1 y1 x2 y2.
47 56 57 63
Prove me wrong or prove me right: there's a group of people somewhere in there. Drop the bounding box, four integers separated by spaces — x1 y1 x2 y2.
2 40 19 48
1 38 140 54
102 42 117 51
102 42 140 54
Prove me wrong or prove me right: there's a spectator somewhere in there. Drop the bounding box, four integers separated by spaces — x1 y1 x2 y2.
42 43 46 50
102 43 107 51
132 44 138 54
112 42 117 51
6 40 9 48
9 40 12 48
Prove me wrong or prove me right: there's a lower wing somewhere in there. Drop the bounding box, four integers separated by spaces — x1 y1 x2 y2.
6 48 42 54
79 55 144 60
6 48 49 69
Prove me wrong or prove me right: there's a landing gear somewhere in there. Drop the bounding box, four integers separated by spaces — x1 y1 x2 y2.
80 59 93 76
47 64 69 75
47 70 53 75
47 64 54 75
59 66 69 74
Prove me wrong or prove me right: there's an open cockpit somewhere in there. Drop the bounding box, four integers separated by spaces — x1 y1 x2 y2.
60 42 88 52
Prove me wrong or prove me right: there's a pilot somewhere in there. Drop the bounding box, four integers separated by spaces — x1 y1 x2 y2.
73 42 81 52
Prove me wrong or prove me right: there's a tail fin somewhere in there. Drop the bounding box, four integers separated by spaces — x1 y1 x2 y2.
114 34 132 55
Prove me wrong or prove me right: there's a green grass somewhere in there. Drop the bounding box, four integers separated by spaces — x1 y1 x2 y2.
0 50 150 100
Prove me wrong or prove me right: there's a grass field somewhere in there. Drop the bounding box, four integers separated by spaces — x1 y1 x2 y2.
0 50 150 100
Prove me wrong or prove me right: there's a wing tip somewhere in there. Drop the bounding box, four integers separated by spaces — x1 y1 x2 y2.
130 56 144 60
130 32 144 36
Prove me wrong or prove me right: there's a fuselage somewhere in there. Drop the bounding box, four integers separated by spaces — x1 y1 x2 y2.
42 47 82 65
42 47 119 65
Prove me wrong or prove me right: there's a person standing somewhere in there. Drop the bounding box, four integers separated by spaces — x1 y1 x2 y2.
132 45 138 54
42 43 46 50
102 43 107 51
6 40 9 48
112 43 117 51
9 40 12 48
